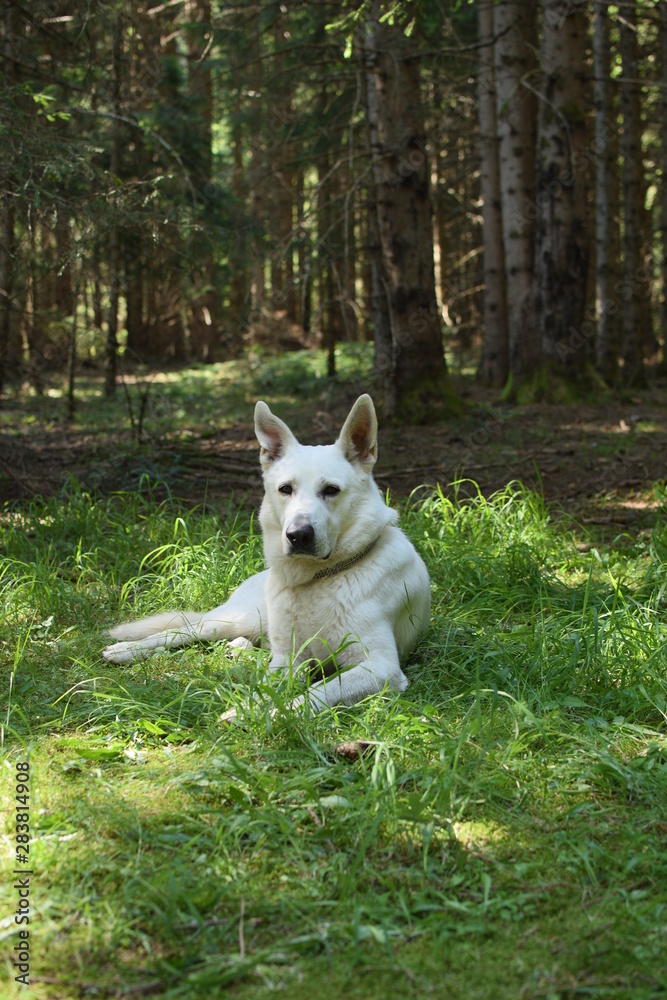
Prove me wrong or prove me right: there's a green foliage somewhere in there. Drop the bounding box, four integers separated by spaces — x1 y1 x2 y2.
1 482 666 997
1 344 376 442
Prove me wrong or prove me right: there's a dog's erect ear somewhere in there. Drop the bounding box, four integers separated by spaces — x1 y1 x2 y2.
255 401 297 466
337 394 378 472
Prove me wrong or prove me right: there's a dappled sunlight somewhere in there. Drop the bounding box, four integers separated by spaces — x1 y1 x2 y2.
1 348 666 516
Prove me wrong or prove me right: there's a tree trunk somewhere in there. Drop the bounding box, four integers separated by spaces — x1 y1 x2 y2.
363 15 395 413
368 205 392 401
619 1 644 386
105 227 120 394
534 0 590 381
229 91 249 341
55 207 74 317
477 0 508 387
67 267 81 422
278 168 296 323
363 4 459 421
144 256 160 359
318 136 345 361
104 13 122 398
92 244 103 330
0 3 16 395
27 215 44 394
343 182 358 342
318 149 337 375
0 191 15 394
593 0 617 380
661 2 667 369
246 8 265 319
296 166 310 333
124 232 144 359
266 5 296 323
359 186 372 342
430 80 449 317
144 224 185 362
185 0 219 362
493 0 537 381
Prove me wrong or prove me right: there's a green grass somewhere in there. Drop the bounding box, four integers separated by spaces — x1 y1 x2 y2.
0 344 377 441
1 480 667 998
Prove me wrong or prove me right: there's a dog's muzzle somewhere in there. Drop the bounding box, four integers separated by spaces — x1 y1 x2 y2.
286 517 316 554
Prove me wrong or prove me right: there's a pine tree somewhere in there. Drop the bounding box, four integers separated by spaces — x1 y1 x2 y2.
534 0 590 382
363 2 459 420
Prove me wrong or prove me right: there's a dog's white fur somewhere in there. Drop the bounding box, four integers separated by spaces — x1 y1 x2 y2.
102 395 431 711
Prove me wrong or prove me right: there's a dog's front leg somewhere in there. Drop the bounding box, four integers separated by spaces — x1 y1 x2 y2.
306 660 407 710
103 616 230 664
103 610 263 665
103 574 268 665
267 649 292 675
300 634 406 712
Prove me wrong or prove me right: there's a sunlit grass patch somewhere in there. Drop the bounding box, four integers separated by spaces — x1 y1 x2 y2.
1 481 666 997
0 344 376 441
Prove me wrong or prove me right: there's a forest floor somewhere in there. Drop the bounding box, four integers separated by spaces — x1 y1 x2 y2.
1 345 666 537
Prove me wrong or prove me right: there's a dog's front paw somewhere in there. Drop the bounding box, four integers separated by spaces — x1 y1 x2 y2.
288 691 327 714
226 637 254 659
102 641 146 665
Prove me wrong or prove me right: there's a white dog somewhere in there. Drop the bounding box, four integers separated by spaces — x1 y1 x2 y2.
103 395 431 711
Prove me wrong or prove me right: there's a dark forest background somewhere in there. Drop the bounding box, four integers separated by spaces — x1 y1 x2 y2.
0 0 666 422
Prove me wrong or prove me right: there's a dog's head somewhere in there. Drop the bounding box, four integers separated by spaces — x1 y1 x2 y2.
255 395 380 563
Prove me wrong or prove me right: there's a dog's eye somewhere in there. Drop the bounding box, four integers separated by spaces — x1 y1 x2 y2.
278 484 293 496
322 484 340 498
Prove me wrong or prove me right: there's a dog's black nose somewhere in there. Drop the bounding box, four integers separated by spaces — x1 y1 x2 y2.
286 518 315 552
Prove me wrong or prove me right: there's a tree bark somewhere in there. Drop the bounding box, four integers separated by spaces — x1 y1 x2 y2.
266 4 296 323
593 0 617 380
243 7 265 319
92 243 103 330
27 215 44 394
477 0 508 387
229 88 249 341
661 2 667 369
493 0 537 381
124 232 144 359
296 166 311 334
0 2 17 394
0 189 15 393
534 0 590 380
619 0 645 386
342 183 358 342
278 166 296 323
67 267 81 422
430 79 448 318
104 13 122 398
317 147 338 375
55 207 74 317
186 0 220 362
363 4 458 421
